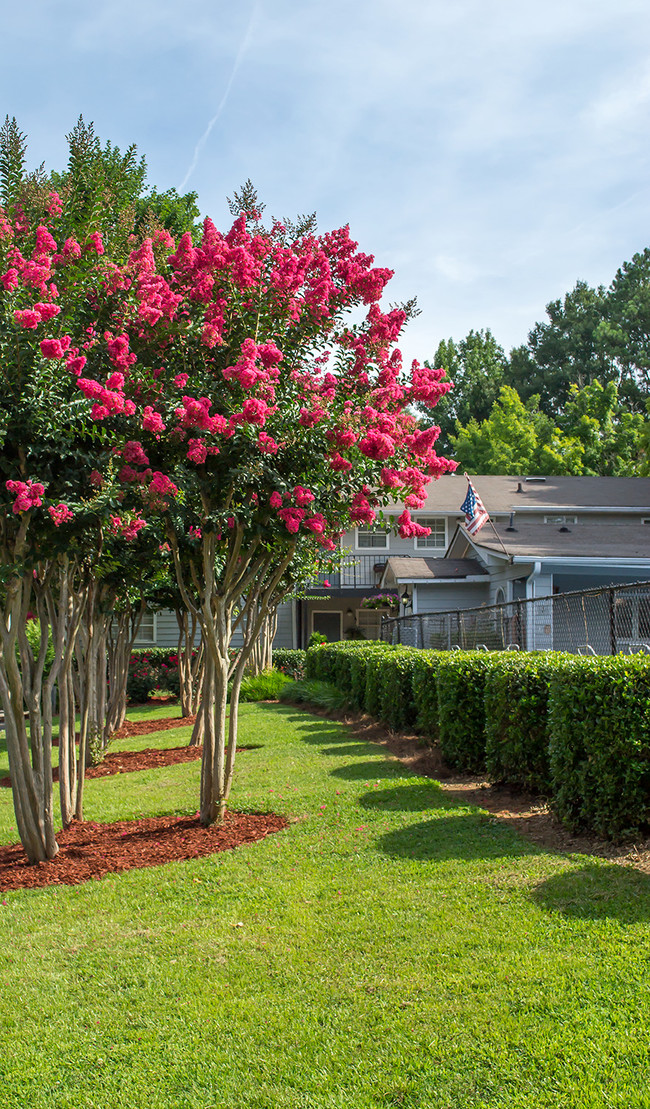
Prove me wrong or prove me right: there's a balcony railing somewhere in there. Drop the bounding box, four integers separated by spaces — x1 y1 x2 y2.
312 554 389 590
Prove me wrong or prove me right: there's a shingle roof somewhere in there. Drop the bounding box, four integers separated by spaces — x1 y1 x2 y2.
452 520 650 560
385 474 650 515
384 556 488 582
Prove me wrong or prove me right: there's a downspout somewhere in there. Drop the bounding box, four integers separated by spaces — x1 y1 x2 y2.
526 561 541 600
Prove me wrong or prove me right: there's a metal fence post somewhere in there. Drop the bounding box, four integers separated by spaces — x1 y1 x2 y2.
609 588 616 655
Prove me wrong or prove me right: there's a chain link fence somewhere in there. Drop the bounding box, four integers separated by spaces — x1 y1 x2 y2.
380 580 650 655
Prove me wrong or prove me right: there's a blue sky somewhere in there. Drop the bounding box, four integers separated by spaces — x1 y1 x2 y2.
3 0 650 366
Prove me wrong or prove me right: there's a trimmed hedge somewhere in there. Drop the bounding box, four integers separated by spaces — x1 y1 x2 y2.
305 641 388 689
411 651 445 742
436 651 509 773
485 654 566 794
272 649 306 680
548 655 650 839
377 648 423 732
297 642 650 840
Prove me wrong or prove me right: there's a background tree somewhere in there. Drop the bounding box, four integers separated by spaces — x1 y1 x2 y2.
425 329 506 453
597 249 650 408
450 386 585 475
505 281 613 415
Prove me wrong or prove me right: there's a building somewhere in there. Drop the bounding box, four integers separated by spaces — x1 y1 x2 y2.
138 474 650 650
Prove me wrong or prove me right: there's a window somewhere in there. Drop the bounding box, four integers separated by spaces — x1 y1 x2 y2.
615 593 650 643
544 515 577 525
414 516 446 549
356 526 389 550
356 609 386 639
133 610 156 646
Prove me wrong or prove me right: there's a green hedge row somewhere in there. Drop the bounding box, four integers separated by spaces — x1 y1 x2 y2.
272 649 307 680
303 643 650 839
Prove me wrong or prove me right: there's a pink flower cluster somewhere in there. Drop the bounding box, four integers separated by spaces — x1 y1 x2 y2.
48 503 74 527
77 374 137 421
109 514 146 541
6 479 45 514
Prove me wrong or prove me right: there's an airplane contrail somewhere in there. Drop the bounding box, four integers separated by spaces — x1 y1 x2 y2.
179 3 260 192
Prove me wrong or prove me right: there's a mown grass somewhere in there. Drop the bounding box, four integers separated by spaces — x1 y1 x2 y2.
0 702 649 1108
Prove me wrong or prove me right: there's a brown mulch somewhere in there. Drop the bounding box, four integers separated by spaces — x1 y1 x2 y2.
0 709 275 890
0 811 288 892
51 713 197 745
113 714 196 737
299 704 650 874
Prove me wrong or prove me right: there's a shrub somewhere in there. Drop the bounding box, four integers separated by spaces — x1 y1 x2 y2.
127 652 160 702
348 643 389 710
411 651 445 743
364 650 389 718
238 669 291 702
548 655 650 839
305 640 382 684
378 647 422 731
273 649 306 681
436 651 506 773
279 679 349 712
484 653 564 794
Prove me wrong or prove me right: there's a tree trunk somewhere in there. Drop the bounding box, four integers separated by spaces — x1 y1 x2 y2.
104 603 143 743
0 551 83 862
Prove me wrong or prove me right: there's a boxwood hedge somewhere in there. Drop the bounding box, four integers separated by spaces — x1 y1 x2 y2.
548 654 650 839
485 653 567 794
435 651 509 773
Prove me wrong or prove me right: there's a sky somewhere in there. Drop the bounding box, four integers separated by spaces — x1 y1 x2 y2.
3 0 650 366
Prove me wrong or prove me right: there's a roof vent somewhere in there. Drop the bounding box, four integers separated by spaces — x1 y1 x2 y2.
558 525 571 533
516 482 524 493
505 512 517 532
524 476 547 484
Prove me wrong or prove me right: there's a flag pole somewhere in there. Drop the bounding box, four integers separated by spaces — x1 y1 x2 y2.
464 473 512 562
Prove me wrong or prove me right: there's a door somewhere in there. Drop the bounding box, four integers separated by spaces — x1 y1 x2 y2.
312 611 342 642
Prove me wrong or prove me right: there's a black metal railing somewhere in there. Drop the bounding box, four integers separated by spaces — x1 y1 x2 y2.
380 580 650 656
312 554 390 590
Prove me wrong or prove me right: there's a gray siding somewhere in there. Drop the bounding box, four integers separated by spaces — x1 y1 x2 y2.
154 610 180 649
273 602 295 648
415 582 490 613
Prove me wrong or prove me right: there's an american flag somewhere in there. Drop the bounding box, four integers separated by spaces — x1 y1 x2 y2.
460 477 490 536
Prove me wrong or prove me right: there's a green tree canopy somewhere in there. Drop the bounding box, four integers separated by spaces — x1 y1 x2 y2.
505 281 614 416
426 328 507 452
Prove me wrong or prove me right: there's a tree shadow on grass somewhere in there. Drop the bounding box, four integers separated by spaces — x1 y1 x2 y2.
377 811 540 863
531 863 650 923
359 783 444 813
330 760 414 782
321 743 381 759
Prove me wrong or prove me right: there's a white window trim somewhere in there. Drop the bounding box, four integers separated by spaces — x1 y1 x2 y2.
544 515 578 525
413 515 447 551
354 526 390 552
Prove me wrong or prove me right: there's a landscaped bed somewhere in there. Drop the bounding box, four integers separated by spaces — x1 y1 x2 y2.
0 700 649 1108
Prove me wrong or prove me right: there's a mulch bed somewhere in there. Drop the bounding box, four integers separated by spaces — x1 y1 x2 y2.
1 736 259 789
51 713 197 745
0 811 288 892
114 714 196 737
0 711 276 890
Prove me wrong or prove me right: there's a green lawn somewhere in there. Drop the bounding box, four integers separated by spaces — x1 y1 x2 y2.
0 703 649 1108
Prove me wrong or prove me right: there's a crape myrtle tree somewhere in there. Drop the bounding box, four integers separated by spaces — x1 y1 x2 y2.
78 186 456 825
0 117 198 861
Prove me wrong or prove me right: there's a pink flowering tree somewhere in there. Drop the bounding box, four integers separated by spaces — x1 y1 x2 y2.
80 188 455 824
0 119 198 861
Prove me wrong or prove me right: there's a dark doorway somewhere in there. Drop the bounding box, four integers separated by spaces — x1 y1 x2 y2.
312 611 342 642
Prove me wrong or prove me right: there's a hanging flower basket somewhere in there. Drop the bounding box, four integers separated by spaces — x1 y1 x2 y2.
359 593 399 612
